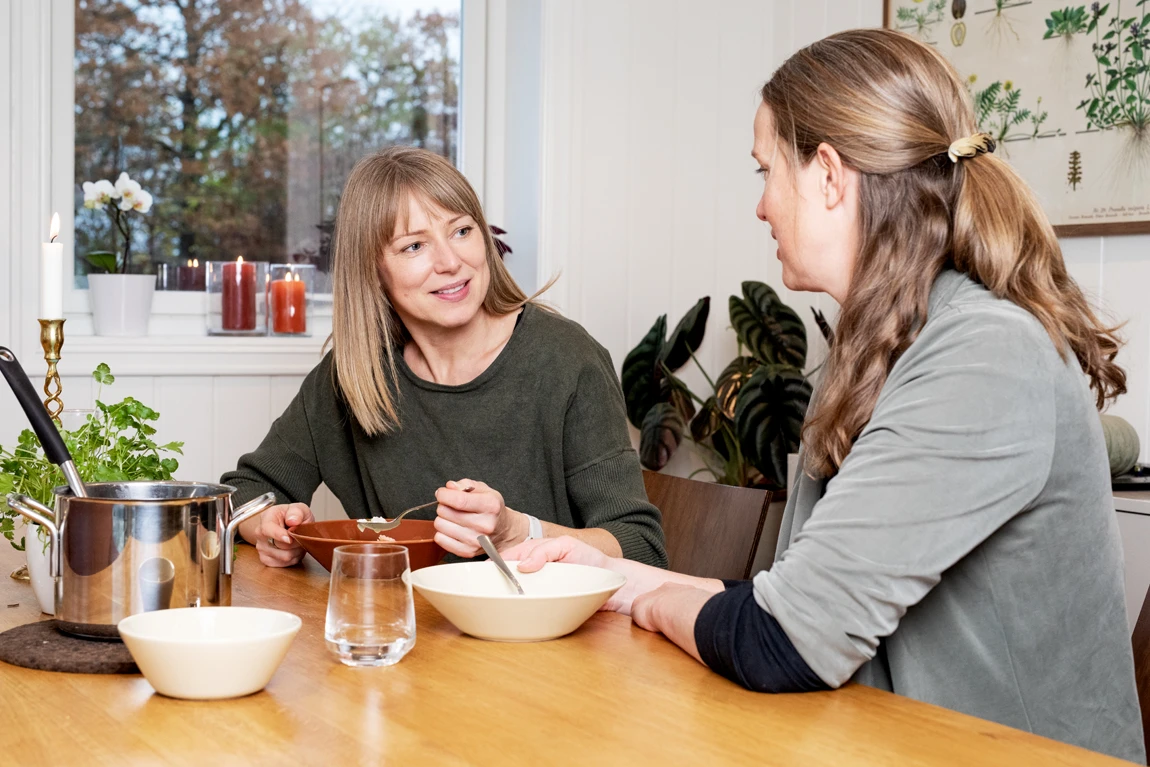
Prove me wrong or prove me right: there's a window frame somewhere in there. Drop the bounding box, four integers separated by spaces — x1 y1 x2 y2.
53 0 490 329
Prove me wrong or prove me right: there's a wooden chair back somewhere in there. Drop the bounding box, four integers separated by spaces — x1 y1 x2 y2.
642 470 780 581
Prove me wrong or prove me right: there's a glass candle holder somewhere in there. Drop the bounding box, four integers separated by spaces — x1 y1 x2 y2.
267 264 314 337
154 263 176 291
176 258 206 291
206 258 268 336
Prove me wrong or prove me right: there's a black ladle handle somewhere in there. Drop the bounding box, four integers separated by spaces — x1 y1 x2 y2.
0 346 86 496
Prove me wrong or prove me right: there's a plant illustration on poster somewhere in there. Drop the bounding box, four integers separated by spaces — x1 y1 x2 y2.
884 0 1150 236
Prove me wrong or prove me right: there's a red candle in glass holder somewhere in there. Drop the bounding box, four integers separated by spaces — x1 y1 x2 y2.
222 256 256 330
177 258 205 291
271 271 307 334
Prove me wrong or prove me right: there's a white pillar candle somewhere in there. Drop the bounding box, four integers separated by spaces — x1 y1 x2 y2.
40 213 63 320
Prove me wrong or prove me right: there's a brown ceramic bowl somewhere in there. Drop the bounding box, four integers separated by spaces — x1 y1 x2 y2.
288 519 447 572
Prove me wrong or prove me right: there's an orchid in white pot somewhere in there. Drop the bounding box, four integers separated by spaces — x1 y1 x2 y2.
80 172 157 336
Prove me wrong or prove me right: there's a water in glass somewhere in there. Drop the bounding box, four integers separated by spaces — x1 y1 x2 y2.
325 544 415 667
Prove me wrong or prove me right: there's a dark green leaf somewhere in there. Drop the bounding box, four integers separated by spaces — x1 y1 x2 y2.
658 297 710 372
689 397 724 443
734 365 812 488
810 308 835 346
659 375 697 423
715 356 760 420
729 282 807 368
639 403 685 471
621 315 667 428
83 252 119 274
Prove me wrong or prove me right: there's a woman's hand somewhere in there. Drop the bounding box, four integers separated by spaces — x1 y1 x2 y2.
501 535 675 616
433 479 523 557
630 583 715 662
502 535 610 570
241 502 314 567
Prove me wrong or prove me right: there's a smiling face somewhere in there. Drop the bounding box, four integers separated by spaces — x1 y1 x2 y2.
752 102 859 303
377 193 490 332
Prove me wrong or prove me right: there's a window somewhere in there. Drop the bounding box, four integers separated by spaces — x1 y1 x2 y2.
73 0 462 293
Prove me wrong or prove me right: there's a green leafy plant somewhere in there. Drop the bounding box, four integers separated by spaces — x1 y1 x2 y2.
1045 6 1091 39
973 80 1049 142
1068 149 1084 188
1054 2 1150 135
895 0 947 42
0 363 183 550
622 283 826 489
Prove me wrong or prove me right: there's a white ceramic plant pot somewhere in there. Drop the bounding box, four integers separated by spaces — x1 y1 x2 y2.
24 525 55 616
88 273 155 337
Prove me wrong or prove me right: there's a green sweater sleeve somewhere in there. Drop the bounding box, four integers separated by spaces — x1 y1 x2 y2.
220 365 325 511
564 344 668 568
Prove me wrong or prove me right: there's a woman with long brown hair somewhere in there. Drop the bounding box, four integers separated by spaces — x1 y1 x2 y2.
503 29 1143 761
222 146 666 569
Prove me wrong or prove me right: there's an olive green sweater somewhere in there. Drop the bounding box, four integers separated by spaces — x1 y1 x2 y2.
221 304 667 567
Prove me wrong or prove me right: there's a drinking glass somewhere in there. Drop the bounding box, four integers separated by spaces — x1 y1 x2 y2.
325 544 415 667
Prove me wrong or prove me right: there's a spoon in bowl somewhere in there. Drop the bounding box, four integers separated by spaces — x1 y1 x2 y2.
477 534 525 595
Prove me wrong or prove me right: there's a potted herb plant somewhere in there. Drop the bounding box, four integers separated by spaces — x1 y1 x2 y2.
81 173 156 336
622 281 830 489
0 364 182 614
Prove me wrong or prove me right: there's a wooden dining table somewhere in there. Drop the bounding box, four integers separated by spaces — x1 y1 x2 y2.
0 544 1135 766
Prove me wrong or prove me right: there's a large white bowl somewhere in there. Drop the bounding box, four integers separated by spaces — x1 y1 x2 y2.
409 560 626 642
118 607 302 700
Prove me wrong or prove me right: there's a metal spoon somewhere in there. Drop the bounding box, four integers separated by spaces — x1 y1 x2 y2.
477 534 525 595
355 486 474 534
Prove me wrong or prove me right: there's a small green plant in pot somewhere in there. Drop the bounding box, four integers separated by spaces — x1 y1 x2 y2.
0 363 184 552
622 282 827 489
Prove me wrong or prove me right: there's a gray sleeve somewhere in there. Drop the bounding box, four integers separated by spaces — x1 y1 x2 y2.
753 304 1057 687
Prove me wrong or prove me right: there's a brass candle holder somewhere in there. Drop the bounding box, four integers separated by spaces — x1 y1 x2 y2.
38 319 65 424
10 319 67 582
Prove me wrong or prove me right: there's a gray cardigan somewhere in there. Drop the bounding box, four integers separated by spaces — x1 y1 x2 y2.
756 270 1144 763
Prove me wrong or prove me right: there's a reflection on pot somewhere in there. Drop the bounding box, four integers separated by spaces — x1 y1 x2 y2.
200 531 221 605
131 503 191 545
138 557 175 612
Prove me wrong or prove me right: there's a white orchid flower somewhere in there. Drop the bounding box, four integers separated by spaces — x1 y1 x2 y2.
82 179 118 209
115 172 141 205
130 189 153 214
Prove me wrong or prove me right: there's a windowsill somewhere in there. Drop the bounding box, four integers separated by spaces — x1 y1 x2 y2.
56 333 330 378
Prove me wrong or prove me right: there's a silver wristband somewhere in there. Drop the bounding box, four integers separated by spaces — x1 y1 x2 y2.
526 513 543 540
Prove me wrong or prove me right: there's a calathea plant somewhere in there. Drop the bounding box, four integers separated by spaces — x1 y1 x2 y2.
622 282 820 489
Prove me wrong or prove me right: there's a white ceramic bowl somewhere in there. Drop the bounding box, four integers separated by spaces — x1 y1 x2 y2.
118 607 302 700
409 560 626 642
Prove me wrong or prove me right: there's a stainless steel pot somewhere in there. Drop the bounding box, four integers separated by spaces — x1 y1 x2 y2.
8 484 274 639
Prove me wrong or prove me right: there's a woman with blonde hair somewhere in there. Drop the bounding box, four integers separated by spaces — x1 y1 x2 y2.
503 28 1143 761
224 146 666 569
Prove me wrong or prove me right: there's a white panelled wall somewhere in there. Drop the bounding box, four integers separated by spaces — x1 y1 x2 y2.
538 0 880 476
538 0 1150 470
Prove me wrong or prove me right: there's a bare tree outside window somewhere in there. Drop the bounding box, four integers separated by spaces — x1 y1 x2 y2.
74 0 461 292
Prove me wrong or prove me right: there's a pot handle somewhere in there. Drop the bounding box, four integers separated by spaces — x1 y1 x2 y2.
6 493 60 578
0 348 86 497
222 492 277 576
